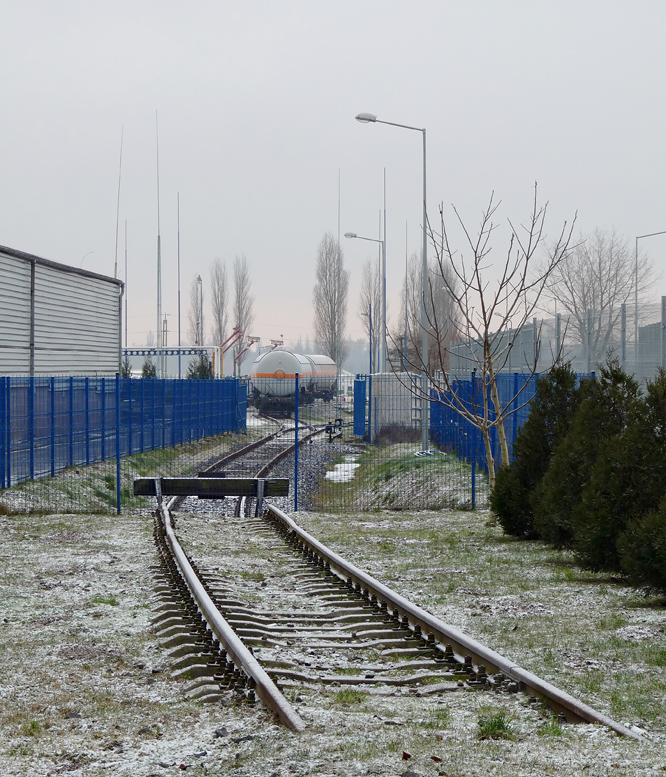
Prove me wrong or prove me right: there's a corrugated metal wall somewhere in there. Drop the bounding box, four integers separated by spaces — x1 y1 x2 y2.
0 253 31 373
0 247 122 376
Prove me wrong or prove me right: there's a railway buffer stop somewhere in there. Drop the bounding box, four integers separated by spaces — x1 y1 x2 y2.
133 477 289 514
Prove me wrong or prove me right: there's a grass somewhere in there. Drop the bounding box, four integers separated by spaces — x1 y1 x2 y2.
312 439 483 511
333 688 367 704
293 504 666 735
419 707 450 729
537 719 564 737
476 706 516 740
91 595 118 606
0 428 257 516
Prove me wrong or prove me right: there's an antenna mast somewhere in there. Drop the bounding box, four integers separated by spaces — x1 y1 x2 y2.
156 111 162 377
113 126 123 279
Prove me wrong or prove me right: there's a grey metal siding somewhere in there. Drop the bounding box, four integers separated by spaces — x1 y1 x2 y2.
0 253 31 373
34 264 120 375
0 247 122 376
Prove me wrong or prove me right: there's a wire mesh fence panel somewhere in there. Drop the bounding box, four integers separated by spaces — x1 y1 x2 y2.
295 373 483 512
0 376 247 514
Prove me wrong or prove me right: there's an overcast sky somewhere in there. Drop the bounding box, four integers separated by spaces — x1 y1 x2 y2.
2 1 665 352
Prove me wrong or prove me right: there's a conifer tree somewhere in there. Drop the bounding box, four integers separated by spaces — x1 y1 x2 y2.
491 363 579 538
531 359 639 548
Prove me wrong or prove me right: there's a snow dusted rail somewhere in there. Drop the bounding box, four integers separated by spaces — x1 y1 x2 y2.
263 503 641 740
144 420 640 740
155 494 306 732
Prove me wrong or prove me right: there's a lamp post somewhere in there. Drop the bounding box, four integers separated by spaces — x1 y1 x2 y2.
355 112 428 450
635 230 666 357
197 274 203 348
345 231 386 372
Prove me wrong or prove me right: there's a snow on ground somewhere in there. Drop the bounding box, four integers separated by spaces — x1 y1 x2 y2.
324 456 361 483
0 503 665 776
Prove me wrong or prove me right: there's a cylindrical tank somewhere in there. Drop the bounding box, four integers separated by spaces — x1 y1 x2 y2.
250 349 314 397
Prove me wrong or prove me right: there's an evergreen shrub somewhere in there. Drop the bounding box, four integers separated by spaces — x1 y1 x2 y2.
618 499 666 593
531 360 639 548
574 369 666 571
491 363 579 538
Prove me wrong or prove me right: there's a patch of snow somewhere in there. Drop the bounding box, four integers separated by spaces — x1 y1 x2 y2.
325 456 360 482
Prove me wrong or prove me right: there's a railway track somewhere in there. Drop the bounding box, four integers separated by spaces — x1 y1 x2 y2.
147 423 640 740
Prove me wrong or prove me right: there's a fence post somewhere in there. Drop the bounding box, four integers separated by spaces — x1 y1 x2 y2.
128 378 133 455
162 378 167 448
586 309 593 373
511 372 519 463
50 377 55 477
471 370 476 509
294 373 299 512
101 377 106 462
140 379 145 453
151 379 156 450
367 375 373 443
29 376 35 480
661 296 666 370
620 303 626 371
0 378 6 489
85 377 90 465
116 374 121 514
6 377 11 488
69 377 74 467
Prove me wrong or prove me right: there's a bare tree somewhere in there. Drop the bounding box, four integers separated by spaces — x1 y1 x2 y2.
188 275 205 346
542 228 653 364
416 186 576 488
390 252 459 373
210 258 229 345
358 257 381 372
232 255 255 374
313 233 349 365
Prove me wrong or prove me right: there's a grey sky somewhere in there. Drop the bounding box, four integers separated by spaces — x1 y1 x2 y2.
2 1 665 351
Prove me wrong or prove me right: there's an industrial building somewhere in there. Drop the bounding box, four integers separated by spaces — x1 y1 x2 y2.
0 245 123 376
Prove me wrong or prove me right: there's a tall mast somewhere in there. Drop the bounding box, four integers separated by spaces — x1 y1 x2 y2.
124 220 128 350
114 126 123 279
177 193 181 379
156 111 162 377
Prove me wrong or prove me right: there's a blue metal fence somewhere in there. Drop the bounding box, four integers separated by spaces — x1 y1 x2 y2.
352 371 558 478
0 376 247 490
429 373 539 474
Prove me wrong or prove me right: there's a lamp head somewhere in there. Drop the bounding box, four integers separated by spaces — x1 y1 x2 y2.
344 232 357 239
355 113 377 123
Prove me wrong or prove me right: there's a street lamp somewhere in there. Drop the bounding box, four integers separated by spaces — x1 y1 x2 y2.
355 112 428 450
635 230 666 356
344 231 386 372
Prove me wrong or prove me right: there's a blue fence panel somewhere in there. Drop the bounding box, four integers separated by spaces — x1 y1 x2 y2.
352 371 592 478
0 376 246 490
353 377 367 437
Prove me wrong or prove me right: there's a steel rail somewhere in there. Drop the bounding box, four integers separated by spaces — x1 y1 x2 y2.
255 426 327 479
265 503 640 740
158 498 305 732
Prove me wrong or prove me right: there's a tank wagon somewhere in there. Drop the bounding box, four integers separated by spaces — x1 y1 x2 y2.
249 349 337 414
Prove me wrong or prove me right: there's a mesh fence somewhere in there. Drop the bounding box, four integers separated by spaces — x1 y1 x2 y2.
0 376 247 514
2 369 578 516
294 373 486 512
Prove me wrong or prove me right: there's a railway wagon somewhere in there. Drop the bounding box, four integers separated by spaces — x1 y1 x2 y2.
249 349 337 414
